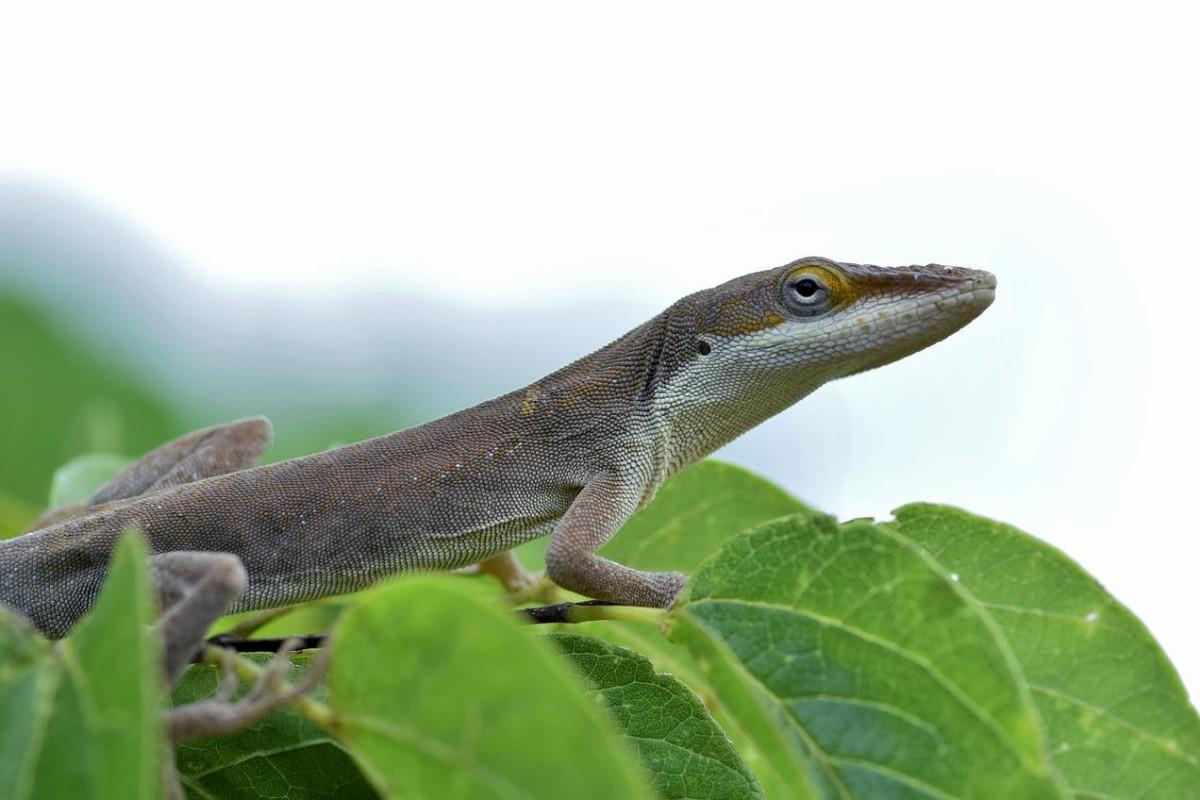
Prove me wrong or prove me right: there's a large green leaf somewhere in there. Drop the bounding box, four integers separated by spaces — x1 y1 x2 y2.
551 632 763 800
892 504 1200 798
671 508 1200 799
0 531 162 800
674 512 1066 798
172 653 378 800
328 576 655 800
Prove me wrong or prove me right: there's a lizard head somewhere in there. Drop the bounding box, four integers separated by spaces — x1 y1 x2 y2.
657 256 995 464
689 255 995 380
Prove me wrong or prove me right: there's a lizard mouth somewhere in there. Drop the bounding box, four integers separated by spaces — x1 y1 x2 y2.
870 265 996 324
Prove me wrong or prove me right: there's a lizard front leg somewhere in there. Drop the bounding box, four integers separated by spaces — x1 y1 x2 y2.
153 552 329 800
545 473 686 608
152 551 248 683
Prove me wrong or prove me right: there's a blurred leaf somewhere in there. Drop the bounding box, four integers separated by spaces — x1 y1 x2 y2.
0 610 46 672
172 653 377 800
0 292 178 506
0 608 50 795
67 531 163 799
0 531 162 800
329 576 655 800
217 600 349 641
552 633 763 800
0 488 37 540
25 659 99 800
46 453 131 509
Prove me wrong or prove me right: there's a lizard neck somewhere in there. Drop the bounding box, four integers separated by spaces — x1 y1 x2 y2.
653 355 829 476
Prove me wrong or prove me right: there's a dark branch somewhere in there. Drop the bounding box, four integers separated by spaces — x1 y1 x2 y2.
517 599 619 623
205 633 327 654
197 600 622 658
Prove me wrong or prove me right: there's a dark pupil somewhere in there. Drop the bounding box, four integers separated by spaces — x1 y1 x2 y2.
794 278 820 298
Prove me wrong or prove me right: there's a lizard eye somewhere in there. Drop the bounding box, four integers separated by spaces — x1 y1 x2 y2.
792 278 820 297
781 273 833 317
794 278 820 297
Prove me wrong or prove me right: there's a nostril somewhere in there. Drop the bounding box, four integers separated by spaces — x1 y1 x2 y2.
970 270 998 290
925 265 995 288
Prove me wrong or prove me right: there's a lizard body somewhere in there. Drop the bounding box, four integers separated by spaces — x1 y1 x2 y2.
0 257 996 641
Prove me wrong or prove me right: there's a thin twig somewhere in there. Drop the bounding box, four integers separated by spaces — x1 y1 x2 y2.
198 600 665 657
206 632 327 653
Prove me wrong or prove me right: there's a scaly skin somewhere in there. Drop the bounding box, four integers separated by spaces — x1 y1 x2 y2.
0 257 995 637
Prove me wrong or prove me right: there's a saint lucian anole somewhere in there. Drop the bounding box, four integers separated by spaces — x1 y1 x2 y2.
0 256 995 681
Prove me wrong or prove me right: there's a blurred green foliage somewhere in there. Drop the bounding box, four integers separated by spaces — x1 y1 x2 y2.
0 291 177 509
0 286 401 535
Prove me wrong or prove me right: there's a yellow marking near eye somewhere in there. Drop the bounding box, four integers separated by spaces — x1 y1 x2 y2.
699 310 785 337
730 310 785 335
783 262 859 309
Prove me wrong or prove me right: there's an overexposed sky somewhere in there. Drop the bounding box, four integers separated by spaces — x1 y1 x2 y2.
3 2 1198 692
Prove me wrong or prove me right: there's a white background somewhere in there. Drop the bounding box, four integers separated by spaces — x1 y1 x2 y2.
2 3 1198 694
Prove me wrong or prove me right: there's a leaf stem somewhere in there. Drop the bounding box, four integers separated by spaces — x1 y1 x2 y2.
519 600 667 626
201 644 338 731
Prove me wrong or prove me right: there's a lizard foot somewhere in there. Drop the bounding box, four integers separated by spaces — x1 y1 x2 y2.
509 573 562 606
163 641 329 800
166 638 327 743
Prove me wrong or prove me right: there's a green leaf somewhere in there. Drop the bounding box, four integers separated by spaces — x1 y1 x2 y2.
0 609 51 797
892 504 1200 798
584 459 820 799
516 460 809 574
209 599 349 642
551 632 763 800
671 506 1200 799
328 575 655 800
46 453 131 510
674 512 1067 798
0 608 46 672
603 460 812 575
67 530 164 799
0 531 163 800
26 665 99 800
172 653 378 800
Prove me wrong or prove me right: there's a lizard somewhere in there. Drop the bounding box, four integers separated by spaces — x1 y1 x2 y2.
0 256 996 682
